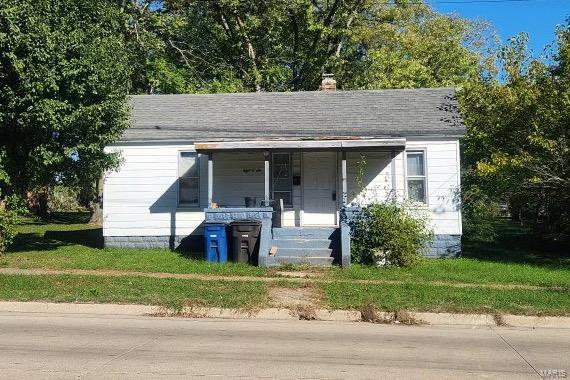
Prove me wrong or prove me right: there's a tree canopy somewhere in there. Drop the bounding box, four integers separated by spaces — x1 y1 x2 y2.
459 26 570 240
122 0 490 93
0 0 131 211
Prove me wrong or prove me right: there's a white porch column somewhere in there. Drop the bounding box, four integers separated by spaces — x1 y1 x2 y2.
264 150 270 203
341 151 347 206
207 152 213 207
390 149 397 199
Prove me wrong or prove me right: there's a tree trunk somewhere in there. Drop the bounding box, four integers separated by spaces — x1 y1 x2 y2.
234 12 262 92
89 176 104 225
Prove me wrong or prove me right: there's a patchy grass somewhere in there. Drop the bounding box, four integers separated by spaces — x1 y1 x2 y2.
333 219 569 289
321 282 570 316
0 274 267 309
5 213 266 277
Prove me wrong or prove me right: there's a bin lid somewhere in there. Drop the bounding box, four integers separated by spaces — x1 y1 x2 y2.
229 219 261 225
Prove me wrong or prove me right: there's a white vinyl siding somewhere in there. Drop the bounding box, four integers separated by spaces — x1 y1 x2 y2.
212 151 265 207
346 151 393 206
103 138 462 238
103 144 205 237
401 138 462 235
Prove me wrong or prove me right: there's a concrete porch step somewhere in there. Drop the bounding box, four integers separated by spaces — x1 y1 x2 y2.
272 247 333 257
272 239 332 249
272 227 337 239
267 256 334 267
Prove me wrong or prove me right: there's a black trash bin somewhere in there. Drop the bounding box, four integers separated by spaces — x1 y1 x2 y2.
229 220 261 264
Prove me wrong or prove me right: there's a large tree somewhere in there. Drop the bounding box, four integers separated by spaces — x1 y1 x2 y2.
459 25 570 240
131 0 490 93
0 0 131 215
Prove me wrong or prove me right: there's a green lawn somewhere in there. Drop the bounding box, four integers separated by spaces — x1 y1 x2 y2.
0 274 267 309
333 219 569 289
332 259 569 289
321 282 570 316
2 213 266 277
1 213 569 316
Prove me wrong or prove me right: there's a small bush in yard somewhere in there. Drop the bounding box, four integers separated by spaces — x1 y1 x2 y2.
0 208 17 256
0 194 25 255
350 201 433 267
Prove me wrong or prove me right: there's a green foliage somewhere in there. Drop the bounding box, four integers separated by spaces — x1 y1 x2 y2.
124 0 489 93
48 186 87 213
0 208 16 255
0 191 24 255
461 187 500 242
459 26 570 241
0 0 130 202
350 201 433 267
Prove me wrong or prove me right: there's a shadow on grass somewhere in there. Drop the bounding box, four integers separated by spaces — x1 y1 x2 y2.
9 228 103 252
16 212 92 226
462 219 569 268
8 212 102 253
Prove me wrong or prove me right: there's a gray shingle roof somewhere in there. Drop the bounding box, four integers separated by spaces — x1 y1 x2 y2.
124 88 464 143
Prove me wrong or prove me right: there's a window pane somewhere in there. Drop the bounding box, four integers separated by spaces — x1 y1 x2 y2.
407 179 426 203
179 152 199 178
407 152 425 176
179 178 199 206
273 191 292 207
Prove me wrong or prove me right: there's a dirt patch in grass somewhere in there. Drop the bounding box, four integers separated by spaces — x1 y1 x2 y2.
269 286 321 307
269 281 325 320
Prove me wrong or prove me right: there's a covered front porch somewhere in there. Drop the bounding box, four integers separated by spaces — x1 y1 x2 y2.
196 138 405 267
196 139 406 225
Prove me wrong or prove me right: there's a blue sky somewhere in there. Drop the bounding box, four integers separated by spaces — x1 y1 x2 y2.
433 0 570 57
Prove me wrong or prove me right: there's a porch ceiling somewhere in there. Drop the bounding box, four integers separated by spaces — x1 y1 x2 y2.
194 138 406 151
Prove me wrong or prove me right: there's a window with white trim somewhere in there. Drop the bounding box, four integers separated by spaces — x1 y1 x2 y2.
406 151 427 203
179 152 200 207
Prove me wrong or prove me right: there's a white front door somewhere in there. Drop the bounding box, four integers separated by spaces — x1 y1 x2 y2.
302 152 337 226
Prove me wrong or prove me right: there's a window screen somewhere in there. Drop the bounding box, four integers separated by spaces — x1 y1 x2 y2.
272 153 292 207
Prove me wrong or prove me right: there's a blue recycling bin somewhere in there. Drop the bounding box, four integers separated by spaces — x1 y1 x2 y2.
203 223 228 263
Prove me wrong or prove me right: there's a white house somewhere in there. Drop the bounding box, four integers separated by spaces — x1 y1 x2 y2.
103 84 464 267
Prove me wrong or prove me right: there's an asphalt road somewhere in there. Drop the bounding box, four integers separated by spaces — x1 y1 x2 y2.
0 310 568 379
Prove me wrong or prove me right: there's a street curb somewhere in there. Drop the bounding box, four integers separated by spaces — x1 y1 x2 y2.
0 301 569 328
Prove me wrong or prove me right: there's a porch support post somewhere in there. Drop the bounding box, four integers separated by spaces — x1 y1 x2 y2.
340 150 351 268
264 150 270 203
390 149 396 200
207 152 213 207
341 151 347 206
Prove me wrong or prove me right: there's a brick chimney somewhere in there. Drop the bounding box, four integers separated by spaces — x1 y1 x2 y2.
321 73 336 92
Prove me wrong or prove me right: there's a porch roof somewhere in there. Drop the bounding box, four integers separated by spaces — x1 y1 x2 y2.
194 138 406 151
122 88 464 143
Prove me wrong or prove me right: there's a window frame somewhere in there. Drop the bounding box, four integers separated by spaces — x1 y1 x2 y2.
177 151 201 209
405 149 428 205
271 152 293 208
